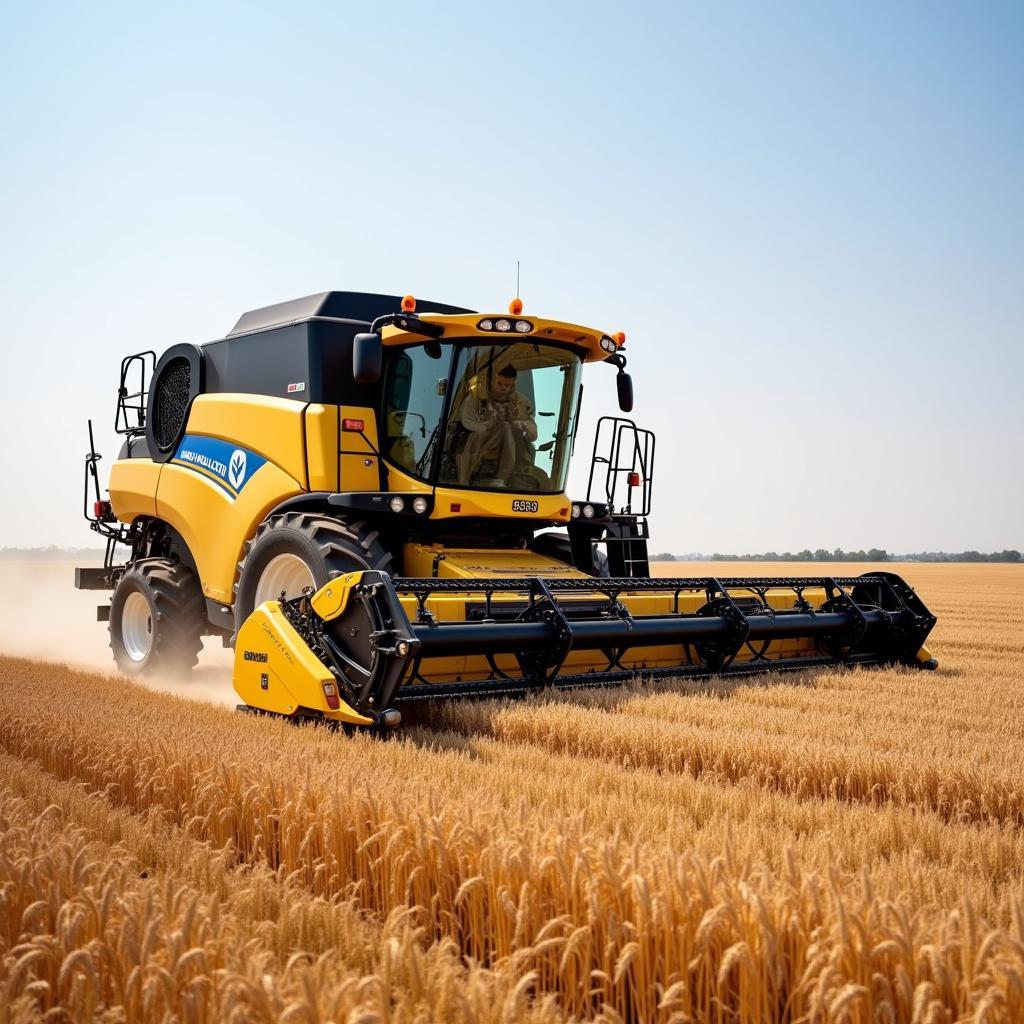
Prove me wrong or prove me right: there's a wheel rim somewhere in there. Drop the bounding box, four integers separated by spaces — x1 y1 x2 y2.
255 553 316 606
121 591 153 662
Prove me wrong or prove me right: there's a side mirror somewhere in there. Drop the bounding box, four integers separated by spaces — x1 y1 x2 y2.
616 372 634 413
353 332 382 383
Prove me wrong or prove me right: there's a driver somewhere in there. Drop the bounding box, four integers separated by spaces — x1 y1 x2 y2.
456 363 538 487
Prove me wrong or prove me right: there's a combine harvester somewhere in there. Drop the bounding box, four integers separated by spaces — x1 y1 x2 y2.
77 291 937 729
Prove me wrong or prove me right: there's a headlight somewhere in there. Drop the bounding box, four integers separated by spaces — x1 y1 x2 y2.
412 496 428 514
514 319 533 333
582 504 595 518
495 318 512 332
389 496 405 513
478 318 493 331
571 504 581 519
600 335 617 353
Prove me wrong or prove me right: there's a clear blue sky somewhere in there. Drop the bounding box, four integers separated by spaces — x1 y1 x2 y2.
1 1 1021 553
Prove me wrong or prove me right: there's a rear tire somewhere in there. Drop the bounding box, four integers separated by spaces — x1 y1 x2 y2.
109 559 205 676
234 513 393 633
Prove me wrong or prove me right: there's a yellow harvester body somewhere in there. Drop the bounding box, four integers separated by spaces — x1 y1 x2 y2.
78 291 936 728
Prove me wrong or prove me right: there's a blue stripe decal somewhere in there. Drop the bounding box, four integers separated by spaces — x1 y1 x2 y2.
171 435 268 498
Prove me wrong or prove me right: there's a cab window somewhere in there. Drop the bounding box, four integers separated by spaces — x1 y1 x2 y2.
439 343 582 493
380 346 447 480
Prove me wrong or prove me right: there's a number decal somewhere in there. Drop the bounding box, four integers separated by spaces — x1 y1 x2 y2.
512 499 539 513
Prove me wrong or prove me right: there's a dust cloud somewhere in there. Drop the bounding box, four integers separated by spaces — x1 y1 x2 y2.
0 561 236 706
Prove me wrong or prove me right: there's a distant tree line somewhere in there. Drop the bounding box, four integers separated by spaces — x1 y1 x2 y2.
894 550 1022 563
652 549 1022 563
708 548 893 562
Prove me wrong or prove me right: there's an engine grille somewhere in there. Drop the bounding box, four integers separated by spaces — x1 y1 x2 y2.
152 357 191 451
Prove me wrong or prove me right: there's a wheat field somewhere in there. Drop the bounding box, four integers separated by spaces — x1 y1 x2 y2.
1 563 1022 1022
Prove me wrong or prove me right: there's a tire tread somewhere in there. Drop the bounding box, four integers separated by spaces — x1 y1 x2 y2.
110 558 205 676
233 514 393 634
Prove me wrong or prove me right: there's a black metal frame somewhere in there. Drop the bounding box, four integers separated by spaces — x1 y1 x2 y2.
78 351 155 592
586 415 655 517
295 571 937 715
81 419 136 588
565 416 656 577
115 351 156 435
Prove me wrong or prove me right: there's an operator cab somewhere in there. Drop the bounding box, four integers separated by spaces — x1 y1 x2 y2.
358 298 632 504
381 339 582 494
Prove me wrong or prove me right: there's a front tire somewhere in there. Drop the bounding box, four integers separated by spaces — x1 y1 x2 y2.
234 513 393 633
109 559 205 676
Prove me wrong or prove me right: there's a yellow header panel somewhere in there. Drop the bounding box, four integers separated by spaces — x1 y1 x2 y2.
310 571 364 622
381 313 619 364
234 602 373 726
403 544 585 580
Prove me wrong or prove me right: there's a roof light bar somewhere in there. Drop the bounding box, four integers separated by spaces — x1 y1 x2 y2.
478 318 533 334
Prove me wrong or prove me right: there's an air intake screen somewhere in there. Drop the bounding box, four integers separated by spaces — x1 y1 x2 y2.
152 357 192 451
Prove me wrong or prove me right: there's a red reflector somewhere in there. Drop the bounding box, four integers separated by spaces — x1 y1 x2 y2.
342 418 365 432
627 472 641 487
450 503 461 512
322 680 340 710
93 500 111 519
559 507 569 516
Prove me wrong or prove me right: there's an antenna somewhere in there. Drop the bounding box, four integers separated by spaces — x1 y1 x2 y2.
516 260 520 298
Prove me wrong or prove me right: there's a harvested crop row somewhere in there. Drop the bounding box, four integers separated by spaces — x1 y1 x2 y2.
430 686 1024 829
420 734 1024 922
4 648 1024 1021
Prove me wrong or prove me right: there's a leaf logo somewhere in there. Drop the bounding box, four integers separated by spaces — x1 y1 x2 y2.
228 450 247 490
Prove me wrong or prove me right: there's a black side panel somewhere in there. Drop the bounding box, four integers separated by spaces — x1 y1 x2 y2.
202 321 381 407
310 321 380 407
227 292 474 336
199 337 231 392
202 324 312 400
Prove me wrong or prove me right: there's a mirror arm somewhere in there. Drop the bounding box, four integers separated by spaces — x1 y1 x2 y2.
370 312 445 340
